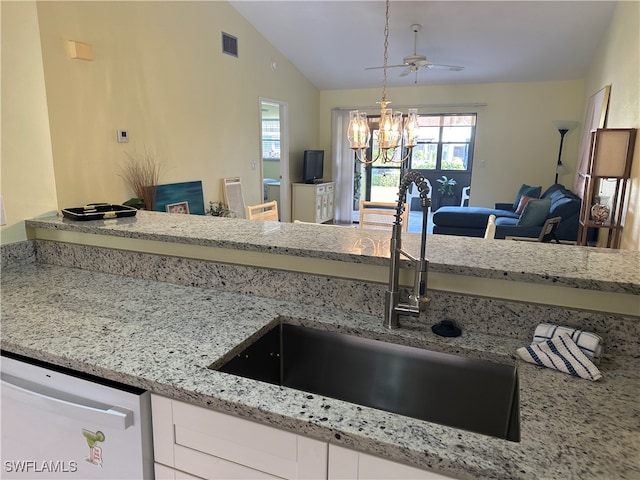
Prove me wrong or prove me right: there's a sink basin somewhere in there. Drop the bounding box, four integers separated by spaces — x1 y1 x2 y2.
215 322 520 442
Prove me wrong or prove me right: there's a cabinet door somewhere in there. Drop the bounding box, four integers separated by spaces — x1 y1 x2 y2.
326 184 335 221
315 193 323 223
154 462 203 480
328 444 459 480
151 395 327 480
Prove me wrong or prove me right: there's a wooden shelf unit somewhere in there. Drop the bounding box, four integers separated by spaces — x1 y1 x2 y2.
577 128 636 248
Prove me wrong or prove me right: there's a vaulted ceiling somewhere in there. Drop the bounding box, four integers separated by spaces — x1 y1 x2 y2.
230 1 617 90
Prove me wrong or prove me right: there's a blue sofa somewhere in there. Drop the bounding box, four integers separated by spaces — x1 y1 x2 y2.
432 184 582 241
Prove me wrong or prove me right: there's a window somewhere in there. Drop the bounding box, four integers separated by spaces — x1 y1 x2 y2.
261 119 280 159
410 114 476 171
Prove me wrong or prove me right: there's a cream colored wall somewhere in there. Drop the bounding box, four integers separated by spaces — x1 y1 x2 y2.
584 0 639 251
35 1 318 213
0 1 58 244
319 80 585 208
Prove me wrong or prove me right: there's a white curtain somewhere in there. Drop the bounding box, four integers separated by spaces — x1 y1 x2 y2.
331 109 356 224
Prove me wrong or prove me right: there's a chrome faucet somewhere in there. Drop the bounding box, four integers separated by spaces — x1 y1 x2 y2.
384 170 431 329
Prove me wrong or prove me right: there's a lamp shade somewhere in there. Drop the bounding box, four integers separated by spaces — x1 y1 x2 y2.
553 120 579 133
589 128 637 177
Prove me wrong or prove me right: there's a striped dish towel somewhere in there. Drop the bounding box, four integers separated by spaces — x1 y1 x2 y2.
533 323 603 362
517 333 602 381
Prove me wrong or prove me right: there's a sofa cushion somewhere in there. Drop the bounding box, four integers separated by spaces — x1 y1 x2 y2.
518 198 551 226
549 197 577 218
541 183 566 198
515 194 538 214
495 216 519 226
433 206 519 229
513 184 542 211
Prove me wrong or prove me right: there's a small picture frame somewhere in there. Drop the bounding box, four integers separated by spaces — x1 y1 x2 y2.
165 201 190 214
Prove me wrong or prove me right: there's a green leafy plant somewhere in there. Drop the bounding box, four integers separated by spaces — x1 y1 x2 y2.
436 175 457 197
208 201 232 217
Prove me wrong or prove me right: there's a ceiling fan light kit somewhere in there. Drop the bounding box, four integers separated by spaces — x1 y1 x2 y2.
348 0 418 164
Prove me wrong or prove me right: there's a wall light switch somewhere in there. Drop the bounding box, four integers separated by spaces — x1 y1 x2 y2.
117 130 129 143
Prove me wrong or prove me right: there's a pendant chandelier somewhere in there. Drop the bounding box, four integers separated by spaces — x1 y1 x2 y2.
347 0 418 165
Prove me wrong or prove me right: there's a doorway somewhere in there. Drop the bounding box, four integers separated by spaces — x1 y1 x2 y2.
260 99 289 221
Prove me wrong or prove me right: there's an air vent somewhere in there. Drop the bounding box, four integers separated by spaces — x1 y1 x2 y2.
222 32 238 57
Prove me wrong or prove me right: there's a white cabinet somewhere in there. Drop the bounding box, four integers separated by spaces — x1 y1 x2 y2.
152 396 459 480
151 395 327 480
328 445 459 480
292 182 335 223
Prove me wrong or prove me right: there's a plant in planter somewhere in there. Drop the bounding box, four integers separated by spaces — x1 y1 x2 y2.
436 175 457 207
119 148 163 210
208 201 233 217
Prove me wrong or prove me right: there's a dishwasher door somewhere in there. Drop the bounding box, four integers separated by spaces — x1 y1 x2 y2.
1 353 154 479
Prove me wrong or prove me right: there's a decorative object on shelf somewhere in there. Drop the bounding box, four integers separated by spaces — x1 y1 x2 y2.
208 201 233 217
552 120 579 184
346 0 418 165
119 148 163 211
590 203 610 224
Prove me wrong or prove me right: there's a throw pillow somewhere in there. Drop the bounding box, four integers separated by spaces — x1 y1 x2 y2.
515 194 538 215
517 198 551 227
512 184 542 211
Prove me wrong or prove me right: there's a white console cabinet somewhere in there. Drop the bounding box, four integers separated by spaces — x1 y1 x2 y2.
292 182 335 223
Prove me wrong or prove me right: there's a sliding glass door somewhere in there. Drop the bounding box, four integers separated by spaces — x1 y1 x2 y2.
357 113 476 209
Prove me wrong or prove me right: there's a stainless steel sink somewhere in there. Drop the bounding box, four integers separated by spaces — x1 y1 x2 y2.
215 322 520 442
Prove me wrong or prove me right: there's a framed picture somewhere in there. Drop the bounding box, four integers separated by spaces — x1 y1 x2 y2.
153 181 206 215
165 201 190 214
573 85 611 197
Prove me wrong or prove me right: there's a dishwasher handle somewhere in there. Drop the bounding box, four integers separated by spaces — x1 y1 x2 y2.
1 372 134 430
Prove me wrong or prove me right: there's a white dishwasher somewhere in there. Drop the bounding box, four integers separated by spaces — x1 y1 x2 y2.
1 352 154 479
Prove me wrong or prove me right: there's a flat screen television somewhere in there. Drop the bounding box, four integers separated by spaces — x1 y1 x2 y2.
303 150 324 184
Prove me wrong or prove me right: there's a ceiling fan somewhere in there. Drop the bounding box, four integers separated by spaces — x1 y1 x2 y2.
366 24 464 82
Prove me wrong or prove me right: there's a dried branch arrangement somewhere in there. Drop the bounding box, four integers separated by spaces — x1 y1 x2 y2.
119 149 163 210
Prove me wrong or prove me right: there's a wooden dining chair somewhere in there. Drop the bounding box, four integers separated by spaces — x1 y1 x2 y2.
359 201 408 232
246 200 279 221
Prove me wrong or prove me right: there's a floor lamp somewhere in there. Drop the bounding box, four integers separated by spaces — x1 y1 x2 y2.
553 120 579 184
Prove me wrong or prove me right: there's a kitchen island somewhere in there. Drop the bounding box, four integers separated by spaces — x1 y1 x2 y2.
2 211 639 479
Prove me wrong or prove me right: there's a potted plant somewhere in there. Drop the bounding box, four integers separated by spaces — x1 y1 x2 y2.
436 175 457 207
119 148 163 211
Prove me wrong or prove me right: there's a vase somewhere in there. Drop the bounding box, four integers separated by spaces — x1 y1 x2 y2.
590 203 610 224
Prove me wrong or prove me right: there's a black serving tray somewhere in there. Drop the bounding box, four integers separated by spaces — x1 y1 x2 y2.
61 203 137 221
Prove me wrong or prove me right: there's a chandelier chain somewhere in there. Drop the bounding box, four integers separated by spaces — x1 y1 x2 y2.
382 0 390 102
346 0 417 165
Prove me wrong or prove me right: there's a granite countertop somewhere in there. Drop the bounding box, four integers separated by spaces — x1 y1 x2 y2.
26 211 640 295
2 262 638 480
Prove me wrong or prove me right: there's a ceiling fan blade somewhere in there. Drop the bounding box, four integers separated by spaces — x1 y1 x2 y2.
426 63 464 71
365 64 409 71
399 67 412 77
